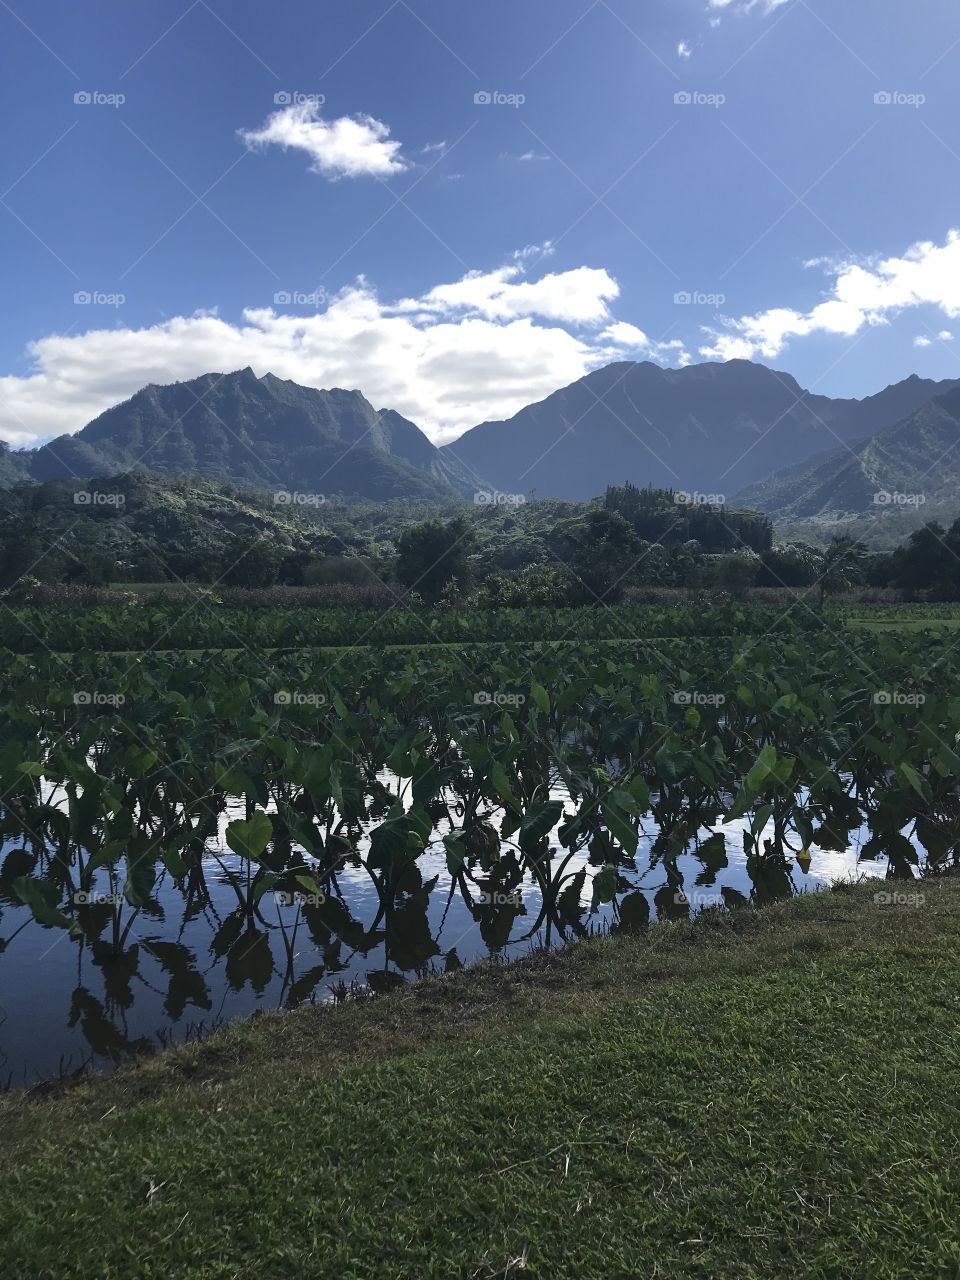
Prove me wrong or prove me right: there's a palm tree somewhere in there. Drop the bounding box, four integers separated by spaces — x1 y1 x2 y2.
817 536 868 608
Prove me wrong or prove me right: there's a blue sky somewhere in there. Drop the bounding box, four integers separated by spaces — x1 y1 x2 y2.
2 0 960 445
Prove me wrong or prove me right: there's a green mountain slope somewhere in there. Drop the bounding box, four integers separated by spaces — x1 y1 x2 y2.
6 369 477 502
738 383 960 544
442 361 959 500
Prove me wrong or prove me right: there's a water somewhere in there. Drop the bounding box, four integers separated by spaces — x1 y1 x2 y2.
0 782 905 1087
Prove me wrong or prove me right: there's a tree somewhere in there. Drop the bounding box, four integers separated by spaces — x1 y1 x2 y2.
817 536 868 607
220 532 285 588
890 521 960 599
548 508 642 603
396 517 473 602
714 549 761 599
757 542 819 589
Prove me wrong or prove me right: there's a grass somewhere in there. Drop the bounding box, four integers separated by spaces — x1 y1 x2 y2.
2 879 960 1278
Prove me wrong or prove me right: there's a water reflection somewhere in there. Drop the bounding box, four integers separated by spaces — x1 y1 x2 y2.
0 781 921 1087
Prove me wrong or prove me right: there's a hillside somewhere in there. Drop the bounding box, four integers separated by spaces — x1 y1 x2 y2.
738 383 960 545
443 361 959 500
1 369 477 503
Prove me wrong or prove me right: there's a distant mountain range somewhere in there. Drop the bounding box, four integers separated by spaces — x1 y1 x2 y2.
2 361 959 529
442 360 960 501
738 383 960 527
0 368 476 502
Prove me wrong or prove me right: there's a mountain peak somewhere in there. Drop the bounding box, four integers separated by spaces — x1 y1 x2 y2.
444 360 956 500
14 371 476 501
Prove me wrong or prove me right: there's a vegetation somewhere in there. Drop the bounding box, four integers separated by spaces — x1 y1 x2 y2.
2 880 959 1278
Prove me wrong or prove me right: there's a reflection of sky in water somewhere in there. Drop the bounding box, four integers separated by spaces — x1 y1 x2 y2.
0 781 911 1087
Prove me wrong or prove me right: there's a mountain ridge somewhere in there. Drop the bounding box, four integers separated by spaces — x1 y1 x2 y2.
0 368 478 502
441 359 960 500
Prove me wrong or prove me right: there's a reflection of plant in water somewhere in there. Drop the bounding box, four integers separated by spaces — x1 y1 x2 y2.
2 615 958 1072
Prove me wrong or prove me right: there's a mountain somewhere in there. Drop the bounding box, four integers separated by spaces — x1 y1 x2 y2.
442 361 960 501
736 383 960 542
2 369 477 502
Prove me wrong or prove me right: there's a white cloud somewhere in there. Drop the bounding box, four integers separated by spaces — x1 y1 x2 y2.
501 150 550 162
708 0 791 11
238 102 408 180
0 262 690 448
701 229 960 361
599 322 692 366
677 40 692 58
939 329 954 340
409 264 620 325
914 336 933 348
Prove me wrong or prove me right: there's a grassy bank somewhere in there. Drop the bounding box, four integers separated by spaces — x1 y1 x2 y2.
2 880 959 1278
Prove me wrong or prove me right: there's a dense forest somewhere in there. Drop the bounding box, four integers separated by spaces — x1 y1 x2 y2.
0 470 955 603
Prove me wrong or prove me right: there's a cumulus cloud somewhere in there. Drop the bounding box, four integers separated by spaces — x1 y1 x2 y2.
700 229 960 361
0 262 690 448
238 102 408 180
677 40 692 58
409 264 619 325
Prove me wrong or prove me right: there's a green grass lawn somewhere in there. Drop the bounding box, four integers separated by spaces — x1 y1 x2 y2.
2 880 959 1279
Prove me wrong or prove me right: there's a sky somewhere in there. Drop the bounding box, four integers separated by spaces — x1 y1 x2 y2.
2 0 960 447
